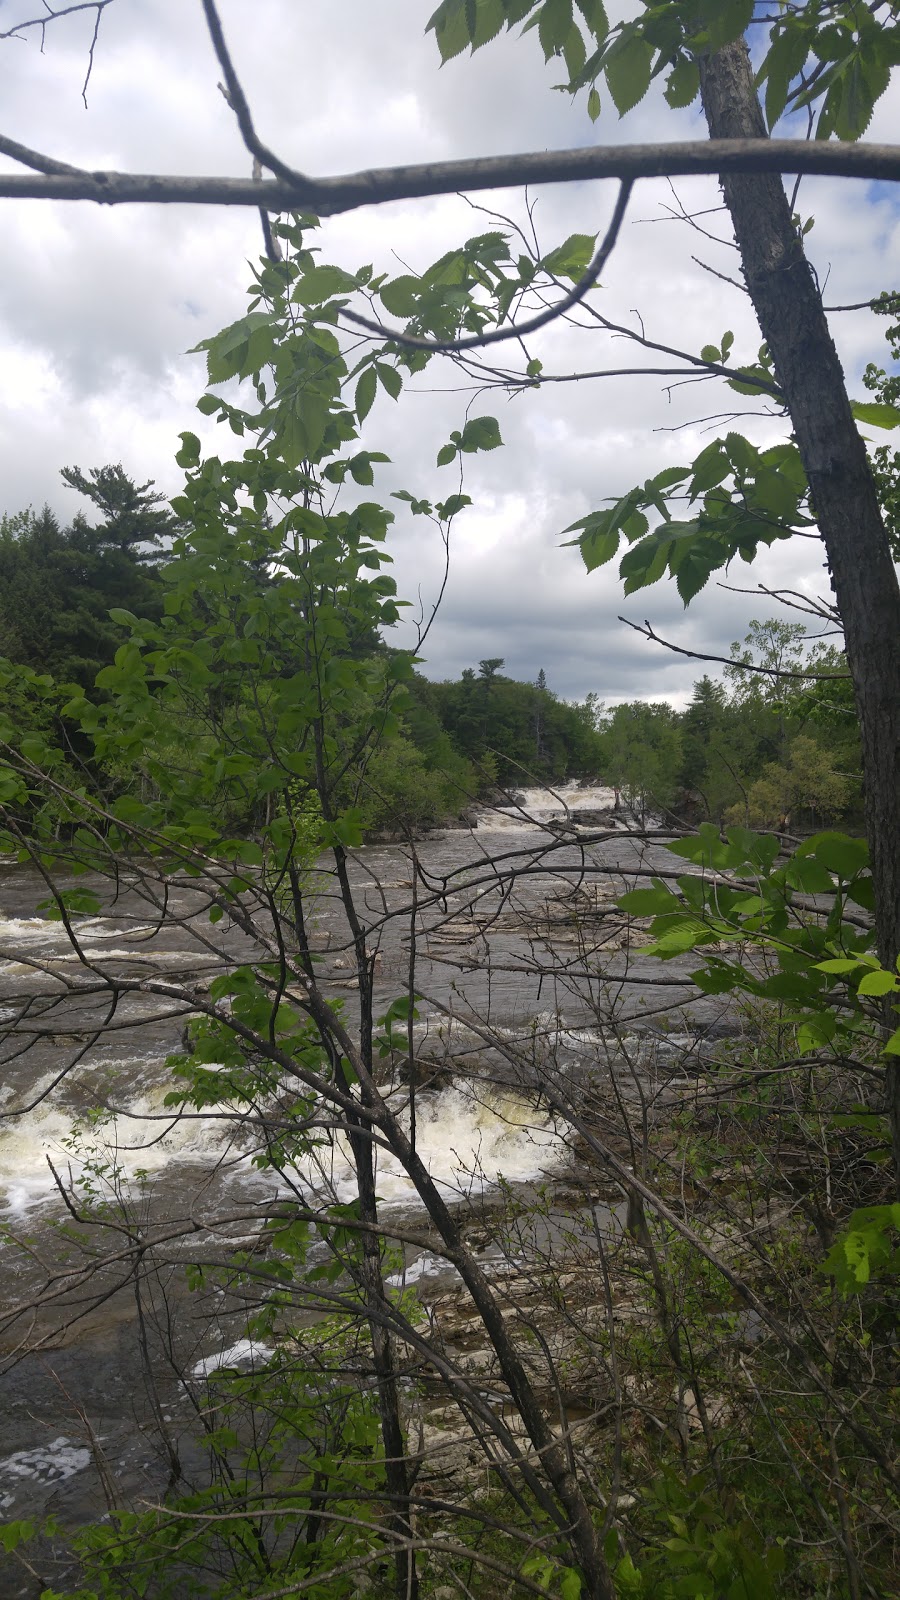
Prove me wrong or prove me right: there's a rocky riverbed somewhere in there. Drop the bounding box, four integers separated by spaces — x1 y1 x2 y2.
0 785 746 1594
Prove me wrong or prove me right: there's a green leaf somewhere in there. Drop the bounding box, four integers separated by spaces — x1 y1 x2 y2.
175 430 201 467
458 415 503 452
761 23 811 130
580 527 619 572
438 493 472 518
0 1521 34 1554
619 882 675 915
538 0 573 59
604 29 653 116
560 1568 582 1600
816 957 868 974
376 362 403 399
355 366 377 423
427 0 506 59
665 54 700 109
292 263 358 305
541 231 597 283
851 399 900 429
673 541 719 604
797 1014 836 1053
437 442 458 467
649 920 711 955
784 855 835 894
669 823 731 870
380 275 422 317
858 968 899 997
805 831 868 880
823 1204 900 1292
703 0 754 51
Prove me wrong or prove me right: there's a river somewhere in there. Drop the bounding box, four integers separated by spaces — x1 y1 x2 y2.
0 783 732 1584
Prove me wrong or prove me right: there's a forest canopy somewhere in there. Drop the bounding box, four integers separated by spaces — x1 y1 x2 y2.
0 468 862 836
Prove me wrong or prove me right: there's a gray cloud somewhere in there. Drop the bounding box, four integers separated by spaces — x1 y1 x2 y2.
0 1 894 703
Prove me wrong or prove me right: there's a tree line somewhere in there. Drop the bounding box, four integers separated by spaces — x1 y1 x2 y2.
0 476 862 839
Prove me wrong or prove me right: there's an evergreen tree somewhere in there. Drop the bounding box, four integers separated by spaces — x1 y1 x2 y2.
60 463 180 562
0 468 169 687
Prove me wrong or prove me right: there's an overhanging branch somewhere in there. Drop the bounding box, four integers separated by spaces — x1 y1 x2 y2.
1 138 899 216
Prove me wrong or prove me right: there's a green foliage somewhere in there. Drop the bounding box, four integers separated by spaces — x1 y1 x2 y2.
423 665 605 783
823 1203 900 1291
428 0 900 140
3 16 899 1592
615 1473 787 1598
0 474 167 689
597 700 682 819
861 291 900 561
564 434 809 605
437 413 503 466
27 1323 387 1599
616 823 893 1080
731 735 853 829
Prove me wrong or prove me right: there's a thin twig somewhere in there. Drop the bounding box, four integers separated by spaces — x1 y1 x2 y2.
338 180 633 354
618 616 850 680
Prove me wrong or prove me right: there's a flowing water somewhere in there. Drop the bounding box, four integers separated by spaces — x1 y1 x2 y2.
0 784 732 1566
0 782 715 1227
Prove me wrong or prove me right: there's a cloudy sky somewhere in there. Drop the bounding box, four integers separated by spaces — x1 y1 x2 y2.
1 0 898 705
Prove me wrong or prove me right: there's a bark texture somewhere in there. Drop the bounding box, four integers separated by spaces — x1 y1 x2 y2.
699 38 900 1188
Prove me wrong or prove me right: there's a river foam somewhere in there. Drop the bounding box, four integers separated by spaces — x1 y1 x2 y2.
0 1068 568 1220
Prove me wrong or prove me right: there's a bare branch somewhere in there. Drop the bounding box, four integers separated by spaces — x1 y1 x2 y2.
0 1 116 104
0 130 88 176
0 1 114 43
200 0 306 187
1 138 900 216
619 615 851 679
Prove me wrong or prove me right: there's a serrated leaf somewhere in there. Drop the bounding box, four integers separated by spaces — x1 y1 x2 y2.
604 30 654 116
438 494 471 518
376 362 403 399
541 231 598 282
427 0 474 62
580 527 619 571
291 263 357 305
538 0 573 60
665 54 700 109
675 547 716 604
355 366 377 423
851 399 900 429
761 23 811 130
858 969 899 997
380 275 421 317
458 415 503 451
704 0 754 51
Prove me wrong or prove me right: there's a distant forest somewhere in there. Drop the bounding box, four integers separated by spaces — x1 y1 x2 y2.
0 467 861 835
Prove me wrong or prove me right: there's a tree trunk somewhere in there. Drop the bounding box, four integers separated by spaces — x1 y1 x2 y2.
699 37 900 1188
351 1123 419 1600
